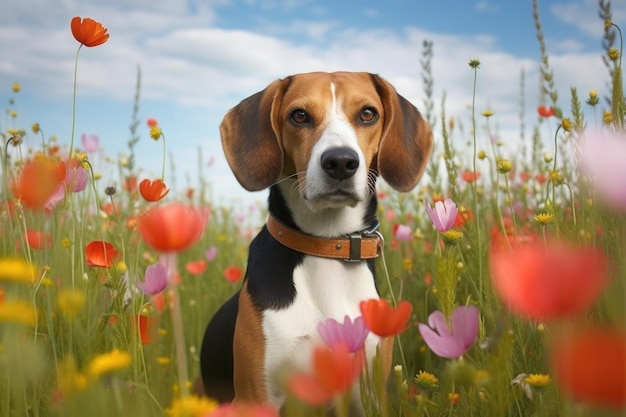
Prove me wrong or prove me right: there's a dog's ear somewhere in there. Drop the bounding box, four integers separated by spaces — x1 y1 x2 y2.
371 75 433 192
220 78 291 191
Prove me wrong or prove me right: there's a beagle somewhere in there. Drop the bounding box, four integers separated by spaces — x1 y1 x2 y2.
199 71 433 412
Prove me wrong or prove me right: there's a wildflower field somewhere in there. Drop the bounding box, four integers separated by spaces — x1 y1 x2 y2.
1 2 626 416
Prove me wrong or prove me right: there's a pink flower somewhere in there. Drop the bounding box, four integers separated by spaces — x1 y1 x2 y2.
65 166 88 192
424 198 458 232
579 129 626 210
418 306 479 358
317 315 370 353
81 133 100 153
138 262 168 295
205 246 218 261
392 224 413 242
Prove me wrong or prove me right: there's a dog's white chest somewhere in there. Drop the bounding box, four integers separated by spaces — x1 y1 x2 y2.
261 256 379 405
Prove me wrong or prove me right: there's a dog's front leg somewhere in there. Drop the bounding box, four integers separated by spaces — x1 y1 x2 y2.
232 280 268 404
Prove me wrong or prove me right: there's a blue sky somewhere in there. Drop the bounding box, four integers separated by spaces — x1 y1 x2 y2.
1 0 624 207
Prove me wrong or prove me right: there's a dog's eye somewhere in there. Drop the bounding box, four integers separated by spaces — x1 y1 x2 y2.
359 107 378 124
290 109 309 124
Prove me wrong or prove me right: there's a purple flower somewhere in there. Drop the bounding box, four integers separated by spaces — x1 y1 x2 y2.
138 262 168 295
424 198 458 232
579 130 626 210
418 306 479 358
81 133 100 153
317 315 370 353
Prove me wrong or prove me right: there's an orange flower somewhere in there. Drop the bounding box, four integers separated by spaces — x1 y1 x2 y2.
224 266 243 283
552 327 626 409
85 240 120 268
139 178 170 202
70 17 109 47
359 298 412 337
460 170 481 183
137 203 207 252
537 105 555 118
489 240 609 321
146 118 158 128
11 156 66 210
186 260 207 275
288 346 364 406
24 230 53 250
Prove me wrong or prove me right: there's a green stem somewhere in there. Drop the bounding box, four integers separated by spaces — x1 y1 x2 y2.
69 44 83 159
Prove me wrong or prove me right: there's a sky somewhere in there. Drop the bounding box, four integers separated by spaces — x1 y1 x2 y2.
1 0 625 209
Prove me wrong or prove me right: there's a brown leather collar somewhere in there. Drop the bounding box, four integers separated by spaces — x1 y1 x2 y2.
266 215 383 262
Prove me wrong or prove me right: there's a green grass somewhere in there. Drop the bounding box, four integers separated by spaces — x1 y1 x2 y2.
1 2 625 416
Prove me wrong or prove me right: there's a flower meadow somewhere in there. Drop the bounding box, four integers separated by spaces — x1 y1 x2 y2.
2 2 626 416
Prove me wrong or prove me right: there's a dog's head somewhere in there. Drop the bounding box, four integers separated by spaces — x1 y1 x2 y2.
220 71 433 211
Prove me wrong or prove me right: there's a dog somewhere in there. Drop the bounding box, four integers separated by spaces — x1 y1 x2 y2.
198 71 433 412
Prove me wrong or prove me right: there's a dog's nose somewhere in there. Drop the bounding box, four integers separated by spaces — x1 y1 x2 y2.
320 147 360 180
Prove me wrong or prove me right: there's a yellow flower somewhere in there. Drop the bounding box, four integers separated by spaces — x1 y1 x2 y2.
549 170 564 185
586 89 599 106
0 302 37 326
61 237 73 249
58 355 89 396
12 83 20 93
0 258 37 283
608 47 620 62
477 150 487 160
403 258 413 271
166 395 218 417
150 126 162 141
31 123 40 134
441 229 463 242
116 261 128 273
9 110 17 118
533 212 554 225
481 110 494 117
87 349 131 378
543 152 553 163
524 373 551 388
415 370 439 391
496 158 512 174
605 19 613 31
603 110 613 124
57 289 86 318
157 356 171 366
560 118 573 132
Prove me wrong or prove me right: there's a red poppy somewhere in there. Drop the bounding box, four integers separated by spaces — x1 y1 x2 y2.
85 240 120 268
359 298 412 337
70 17 109 47
124 175 137 192
186 260 207 275
139 178 170 202
146 118 158 128
133 315 155 344
460 170 481 183
288 346 364 406
224 266 243 283
137 203 207 252
552 327 626 409
24 230 53 250
537 105 555 118
489 240 609 321
453 207 474 228
11 157 66 210
535 173 548 185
